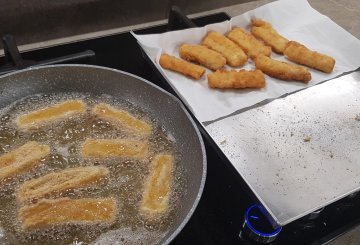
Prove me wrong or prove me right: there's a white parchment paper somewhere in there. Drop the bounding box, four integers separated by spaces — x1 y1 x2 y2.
132 0 360 123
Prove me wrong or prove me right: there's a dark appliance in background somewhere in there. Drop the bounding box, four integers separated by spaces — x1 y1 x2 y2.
0 6 359 245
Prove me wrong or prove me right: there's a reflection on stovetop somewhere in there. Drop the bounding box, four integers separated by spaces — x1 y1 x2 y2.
0 10 359 245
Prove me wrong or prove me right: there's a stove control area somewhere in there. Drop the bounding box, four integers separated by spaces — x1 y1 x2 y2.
238 191 360 244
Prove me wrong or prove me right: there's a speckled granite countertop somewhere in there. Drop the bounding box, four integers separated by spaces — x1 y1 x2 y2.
202 0 360 39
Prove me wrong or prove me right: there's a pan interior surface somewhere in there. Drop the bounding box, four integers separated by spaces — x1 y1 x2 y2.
0 65 206 244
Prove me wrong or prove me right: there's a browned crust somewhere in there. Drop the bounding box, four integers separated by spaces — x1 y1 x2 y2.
140 154 174 217
16 100 86 130
207 69 266 89
81 138 148 159
18 197 117 230
251 19 289 54
17 166 109 204
284 41 335 73
92 103 152 136
227 27 272 59
179 44 226 71
202 31 247 67
0 141 50 181
255 54 311 83
159 53 205 80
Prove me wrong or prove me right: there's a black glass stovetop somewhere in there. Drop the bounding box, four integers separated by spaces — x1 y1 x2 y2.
0 12 359 245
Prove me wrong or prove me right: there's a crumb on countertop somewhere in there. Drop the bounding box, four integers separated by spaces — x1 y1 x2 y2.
220 139 227 145
303 136 311 142
355 114 360 121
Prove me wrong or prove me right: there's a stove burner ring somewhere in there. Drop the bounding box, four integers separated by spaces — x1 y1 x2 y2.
240 204 282 243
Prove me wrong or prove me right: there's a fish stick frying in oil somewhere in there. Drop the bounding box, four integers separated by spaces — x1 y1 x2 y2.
18 197 117 230
207 69 265 89
227 27 272 59
202 31 247 67
81 139 148 160
140 154 174 216
17 166 109 204
179 44 226 71
159 53 205 80
255 54 311 83
0 141 50 182
92 103 152 136
251 19 289 54
16 100 86 130
284 41 335 73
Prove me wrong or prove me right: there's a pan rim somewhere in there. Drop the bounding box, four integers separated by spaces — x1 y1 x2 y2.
0 64 207 245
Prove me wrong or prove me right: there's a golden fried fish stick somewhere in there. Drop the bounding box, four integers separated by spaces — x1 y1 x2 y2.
207 69 265 89
17 166 109 204
93 103 152 136
18 197 117 230
82 139 148 159
255 55 311 83
16 100 86 130
284 41 335 73
179 44 226 71
227 27 272 59
159 54 205 80
0 141 50 182
202 31 247 67
251 19 289 54
140 154 174 216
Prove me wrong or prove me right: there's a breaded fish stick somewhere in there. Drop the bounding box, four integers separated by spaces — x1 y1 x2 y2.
251 19 289 54
159 54 205 80
16 100 86 130
202 31 247 67
179 44 226 71
207 69 265 89
0 141 50 182
255 55 311 83
93 103 152 136
227 27 272 59
18 197 117 230
284 41 335 73
141 154 174 216
17 166 109 204
82 139 148 159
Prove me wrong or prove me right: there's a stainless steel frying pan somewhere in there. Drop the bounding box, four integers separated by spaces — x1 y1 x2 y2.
0 64 207 244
